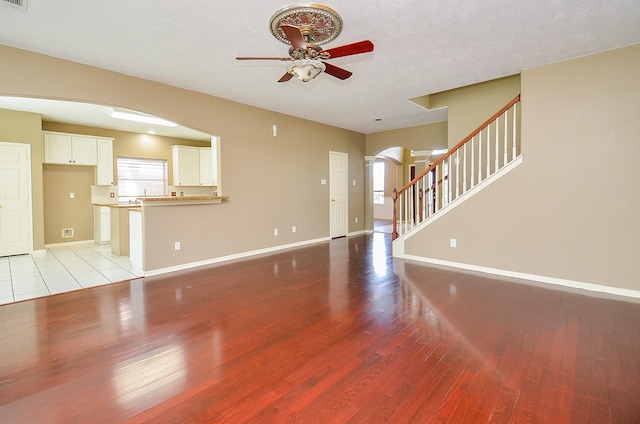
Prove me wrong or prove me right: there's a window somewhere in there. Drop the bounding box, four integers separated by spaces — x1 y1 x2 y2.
373 161 385 205
117 157 168 203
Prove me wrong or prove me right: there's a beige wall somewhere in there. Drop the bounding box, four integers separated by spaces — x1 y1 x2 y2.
404 44 640 291
0 44 366 266
430 75 520 147
365 121 447 156
43 165 95 244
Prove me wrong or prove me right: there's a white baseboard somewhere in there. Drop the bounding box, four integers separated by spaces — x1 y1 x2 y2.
403 254 640 300
44 239 95 249
348 230 369 236
144 236 331 277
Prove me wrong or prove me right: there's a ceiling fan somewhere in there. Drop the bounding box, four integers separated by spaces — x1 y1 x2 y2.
236 4 374 83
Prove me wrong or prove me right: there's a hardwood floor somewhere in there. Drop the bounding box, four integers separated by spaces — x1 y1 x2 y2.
1 233 639 423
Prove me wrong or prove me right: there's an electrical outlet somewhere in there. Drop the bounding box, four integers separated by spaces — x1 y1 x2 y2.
274 228 279 236
355 217 358 223
69 192 75 199
174 242 181 250
292 226 296 233
450 239 457 248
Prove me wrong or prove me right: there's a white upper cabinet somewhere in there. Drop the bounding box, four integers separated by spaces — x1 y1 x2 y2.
43 132 97 165
95 137 114 185
199 147 213 186
172 145 213 186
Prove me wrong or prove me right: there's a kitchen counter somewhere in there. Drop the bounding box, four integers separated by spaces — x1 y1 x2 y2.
94 202 141 209
137 195 229 206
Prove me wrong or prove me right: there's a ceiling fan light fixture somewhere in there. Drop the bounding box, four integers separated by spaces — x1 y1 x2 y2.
287 59 326 82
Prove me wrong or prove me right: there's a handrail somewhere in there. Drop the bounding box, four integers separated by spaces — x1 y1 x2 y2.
392 94 521 240
395 94 521 197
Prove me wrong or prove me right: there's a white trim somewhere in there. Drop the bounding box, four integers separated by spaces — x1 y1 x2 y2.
329 151 349 238
44 239 95 248
411 149 432 157
404 254 640 300
348 230 369 236
144 236 331 277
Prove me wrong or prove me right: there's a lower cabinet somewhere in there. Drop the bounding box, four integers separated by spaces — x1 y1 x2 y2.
94 206 111 244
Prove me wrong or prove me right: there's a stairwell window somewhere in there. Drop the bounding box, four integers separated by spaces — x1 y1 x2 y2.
117 157 168 203
373 161 385 205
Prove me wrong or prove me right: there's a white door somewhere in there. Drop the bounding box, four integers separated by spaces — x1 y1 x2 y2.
329 151 348 238
0 142 33 256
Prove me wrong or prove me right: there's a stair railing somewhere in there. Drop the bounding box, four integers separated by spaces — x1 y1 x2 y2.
392 95 521 239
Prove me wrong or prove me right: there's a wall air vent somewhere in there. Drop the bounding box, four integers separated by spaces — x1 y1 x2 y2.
1 0 27 12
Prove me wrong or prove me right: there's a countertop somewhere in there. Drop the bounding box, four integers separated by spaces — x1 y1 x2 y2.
95 196 229 208
139 195 229 202
94 203 141 209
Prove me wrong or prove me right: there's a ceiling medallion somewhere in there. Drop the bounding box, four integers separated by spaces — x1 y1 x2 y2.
269 4 343 46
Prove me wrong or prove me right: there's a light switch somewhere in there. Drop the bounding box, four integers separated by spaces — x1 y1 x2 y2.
69 192 75 199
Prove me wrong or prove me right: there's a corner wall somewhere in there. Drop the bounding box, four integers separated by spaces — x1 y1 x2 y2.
403 44 640 293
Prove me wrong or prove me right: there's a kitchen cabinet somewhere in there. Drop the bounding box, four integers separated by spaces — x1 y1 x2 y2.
94 206 111 244
95 137 114 185
199 147 212 186
172 145 213 186
43 131 97 165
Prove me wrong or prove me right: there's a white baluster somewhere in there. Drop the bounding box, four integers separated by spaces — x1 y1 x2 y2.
486 125 491 179
471 135 475 188
503 110 508 165
495 118 499 173
455 151 460 199
463 144 467 193
512 103 517 160
478 131 482 183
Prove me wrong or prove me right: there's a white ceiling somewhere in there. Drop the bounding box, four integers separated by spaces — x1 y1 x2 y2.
0 0 639 136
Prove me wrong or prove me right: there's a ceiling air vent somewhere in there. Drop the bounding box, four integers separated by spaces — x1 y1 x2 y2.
1 0 27 12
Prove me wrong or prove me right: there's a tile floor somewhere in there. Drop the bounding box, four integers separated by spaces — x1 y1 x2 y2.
0 243 143 305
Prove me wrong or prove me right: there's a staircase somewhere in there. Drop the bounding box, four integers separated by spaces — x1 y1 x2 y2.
392 95 521 241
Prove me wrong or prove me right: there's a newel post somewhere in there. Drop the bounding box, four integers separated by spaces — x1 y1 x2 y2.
392 188 398 240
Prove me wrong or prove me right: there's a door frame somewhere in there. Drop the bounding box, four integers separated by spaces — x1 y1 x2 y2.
0 141 34 256
329 151 348 238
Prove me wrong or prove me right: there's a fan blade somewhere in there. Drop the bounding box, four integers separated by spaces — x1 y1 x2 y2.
278 73 294 83
236 56 292 61
322 40 374 59
323 62 353 80
280 24 307 50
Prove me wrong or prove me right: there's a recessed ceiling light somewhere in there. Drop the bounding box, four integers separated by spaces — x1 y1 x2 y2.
148 130 156 135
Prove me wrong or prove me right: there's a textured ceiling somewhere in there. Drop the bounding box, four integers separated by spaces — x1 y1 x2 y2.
0 0 639 135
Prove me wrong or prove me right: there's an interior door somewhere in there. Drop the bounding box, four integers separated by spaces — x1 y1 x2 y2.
0 142 33 256
329 151 348 238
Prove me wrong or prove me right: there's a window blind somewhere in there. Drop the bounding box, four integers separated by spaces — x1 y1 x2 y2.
117 157 167 202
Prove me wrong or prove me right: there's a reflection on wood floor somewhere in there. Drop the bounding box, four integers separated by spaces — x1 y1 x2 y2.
1 233 638 423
